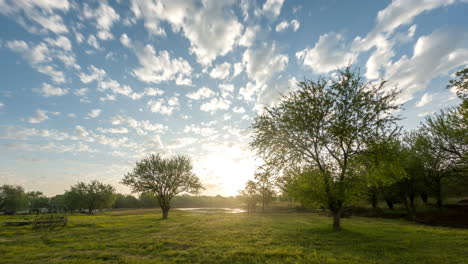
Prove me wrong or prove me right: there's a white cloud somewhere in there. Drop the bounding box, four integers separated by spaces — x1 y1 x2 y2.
131 0 243 66
200 97 231 113
187 87 215 100
148 97 179 115
291 20 300 32
28 109 49 124
219 83 235 98
133 44 192 85
0 102 4 109
210 62 231 79
238 81 265 102
6 40 67 83
97 127 129 134
110 115 168 135
75 32 84 43
351 0 462 80
243 42 288 85
233 62 243 77
415 93 433 107
35 83 68 97
239 26 258 47
37 65 66 83
296 33 357 74
233 106 245 113
79 65 106 83
88 109 102 118
262 0 284 18
100 94 116 102
384 28 468 103
144 87 164 96
87 35 100 49
83 1 120 40
0 0 69 34
120 33 131 47
98 78 142 99
45 36 72 51
275 21 289 32
276 19 300 32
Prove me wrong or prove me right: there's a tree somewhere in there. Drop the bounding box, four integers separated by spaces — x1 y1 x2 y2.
27 191 50 213
412 124 461 208
113 194 140 208
254 168 276 212
240 180 260 213
0 185 28 214
64 180 116 214
122 154 203 219
251 67 400 230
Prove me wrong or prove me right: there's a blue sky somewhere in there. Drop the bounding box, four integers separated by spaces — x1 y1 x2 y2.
0 0 467 196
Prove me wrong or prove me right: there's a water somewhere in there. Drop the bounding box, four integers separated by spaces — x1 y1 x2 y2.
174 208 246 214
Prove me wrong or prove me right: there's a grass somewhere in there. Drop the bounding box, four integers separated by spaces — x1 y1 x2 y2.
1 209 467 264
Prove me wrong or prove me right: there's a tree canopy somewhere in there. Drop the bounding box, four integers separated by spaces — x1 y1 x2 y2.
122 154 203 219
64 180 116 213
251 67 401 230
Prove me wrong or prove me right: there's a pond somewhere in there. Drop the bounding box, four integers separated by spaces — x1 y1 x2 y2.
174 208 246 214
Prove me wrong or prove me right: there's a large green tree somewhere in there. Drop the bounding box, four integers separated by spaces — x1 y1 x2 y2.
251 67 400 230
122 154 203 219
64 180 116 214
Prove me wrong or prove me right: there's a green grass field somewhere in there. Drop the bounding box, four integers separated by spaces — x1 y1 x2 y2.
1 209 467 264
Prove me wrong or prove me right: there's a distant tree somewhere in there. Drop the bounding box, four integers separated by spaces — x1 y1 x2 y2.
0 185 28 214
49 194 67 212
122 154 204 219
251 67 400 230
254 168 276 212
240 180 260 213
27 191 50 213
139 192 159 208
412 123 463 208
64 180 116 214
113 194 140 208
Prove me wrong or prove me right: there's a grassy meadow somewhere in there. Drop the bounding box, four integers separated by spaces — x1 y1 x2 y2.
1 209 467 264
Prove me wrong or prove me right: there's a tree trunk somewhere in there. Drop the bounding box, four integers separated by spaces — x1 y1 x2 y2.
420 192 428 204
370 193 378 209
385 199 394 210
262 196 265 212
161 206 170 219
402 197 416 221
435 178 443 209
332 209 342 231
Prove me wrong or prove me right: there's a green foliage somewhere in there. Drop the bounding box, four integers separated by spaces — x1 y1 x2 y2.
239 180 260 212
251 66 401 229
254 168 276 211
0 185 28 214
27 191 50 212
113 194 140 209
64 180 116 213
122 154 203 219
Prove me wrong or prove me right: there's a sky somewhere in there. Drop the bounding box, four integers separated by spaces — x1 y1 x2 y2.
0 0 467 197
